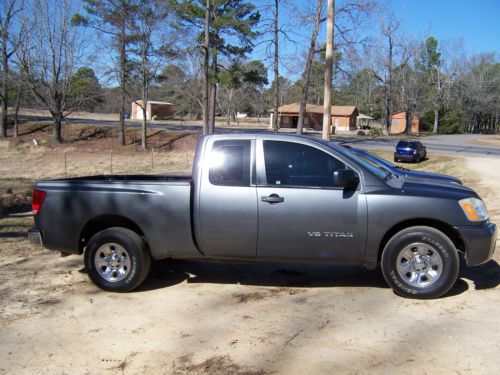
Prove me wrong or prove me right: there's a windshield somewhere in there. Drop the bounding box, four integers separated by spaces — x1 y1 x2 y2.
354 149 397 168
324 141 392 181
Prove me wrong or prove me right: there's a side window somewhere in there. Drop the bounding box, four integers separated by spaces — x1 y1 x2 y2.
263 141 347 188
209 140 251 186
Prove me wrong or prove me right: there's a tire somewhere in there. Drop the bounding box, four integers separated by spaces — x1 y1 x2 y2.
84 227 151 292
381 226 459 299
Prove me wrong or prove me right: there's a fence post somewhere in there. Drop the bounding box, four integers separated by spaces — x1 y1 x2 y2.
151 148 154 172
64 151 67 176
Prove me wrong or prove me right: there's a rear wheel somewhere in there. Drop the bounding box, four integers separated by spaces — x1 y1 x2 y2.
381 226 459 299
84 227 150 292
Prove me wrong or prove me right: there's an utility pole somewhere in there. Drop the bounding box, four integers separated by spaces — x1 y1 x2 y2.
322 0 335 140
203 0 210 135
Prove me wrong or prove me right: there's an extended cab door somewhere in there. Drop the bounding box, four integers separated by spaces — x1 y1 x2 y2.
256 139 367 263
196 138 258 258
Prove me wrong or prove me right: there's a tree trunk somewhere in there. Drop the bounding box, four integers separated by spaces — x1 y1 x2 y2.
13 79 21 137
272 0 279 132
208 47 217 134
322 0 335 140
118 20 126 145
405 110 411 134
140 46 148 151
203 0 210 136
433 106 439 134
297 0 324 134
0 43 8 138
0 99 6 138
52 113 62 144
13 102 20 137
433 67 441 134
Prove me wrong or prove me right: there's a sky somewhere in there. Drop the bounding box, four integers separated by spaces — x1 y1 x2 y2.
390 0 500 54
250 0 500 80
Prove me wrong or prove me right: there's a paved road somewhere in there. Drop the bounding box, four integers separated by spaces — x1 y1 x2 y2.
333 134 500 157
24 114 500 157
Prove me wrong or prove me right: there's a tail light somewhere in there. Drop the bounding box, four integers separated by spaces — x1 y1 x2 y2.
32 190 47 216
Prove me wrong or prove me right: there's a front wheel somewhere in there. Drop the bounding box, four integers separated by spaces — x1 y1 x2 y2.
84 227 151 292
381 226 459 299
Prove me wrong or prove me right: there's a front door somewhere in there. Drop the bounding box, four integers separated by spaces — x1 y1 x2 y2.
257 140 367 262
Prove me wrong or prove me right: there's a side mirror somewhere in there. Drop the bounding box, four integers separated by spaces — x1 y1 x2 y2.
334 169 359 189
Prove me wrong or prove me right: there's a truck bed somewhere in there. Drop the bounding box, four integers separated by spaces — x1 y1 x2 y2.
34 174 203 260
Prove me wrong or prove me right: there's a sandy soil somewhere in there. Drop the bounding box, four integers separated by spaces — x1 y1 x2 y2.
0 139 499 374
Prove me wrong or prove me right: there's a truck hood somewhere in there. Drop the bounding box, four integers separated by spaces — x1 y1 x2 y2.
402 176 478 200
399 169 463 185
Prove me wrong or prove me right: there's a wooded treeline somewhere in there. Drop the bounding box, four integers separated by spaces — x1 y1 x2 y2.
0 0 498 146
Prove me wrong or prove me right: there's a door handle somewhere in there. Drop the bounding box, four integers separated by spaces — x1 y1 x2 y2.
261 194 284 204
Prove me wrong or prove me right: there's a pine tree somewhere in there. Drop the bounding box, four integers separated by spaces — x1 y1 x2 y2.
172 0 260 134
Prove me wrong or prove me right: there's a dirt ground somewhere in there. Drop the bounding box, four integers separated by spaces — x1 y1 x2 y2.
0 127 499 374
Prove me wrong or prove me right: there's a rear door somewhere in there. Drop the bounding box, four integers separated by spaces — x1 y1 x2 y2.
197 138 258 258
256 139 367 263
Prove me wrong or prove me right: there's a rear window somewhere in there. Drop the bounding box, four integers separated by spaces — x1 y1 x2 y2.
397 141 414 147
209 140 251 186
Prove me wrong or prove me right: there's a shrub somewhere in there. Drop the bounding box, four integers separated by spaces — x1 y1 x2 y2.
369 127 383 136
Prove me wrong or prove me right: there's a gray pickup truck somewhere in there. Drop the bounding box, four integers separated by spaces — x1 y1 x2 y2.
29 134 497 298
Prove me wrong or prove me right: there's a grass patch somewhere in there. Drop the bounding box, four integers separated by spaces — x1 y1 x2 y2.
371 150 471 182
0 216 33 228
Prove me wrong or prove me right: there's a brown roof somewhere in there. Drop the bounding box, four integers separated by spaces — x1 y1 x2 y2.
271 103 357 116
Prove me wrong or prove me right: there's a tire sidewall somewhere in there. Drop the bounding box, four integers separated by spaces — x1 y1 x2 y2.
84 228 147 292
382 228 459 298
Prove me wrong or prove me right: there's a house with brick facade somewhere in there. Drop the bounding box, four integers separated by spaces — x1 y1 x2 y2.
390 111 421 134
269 103 359 132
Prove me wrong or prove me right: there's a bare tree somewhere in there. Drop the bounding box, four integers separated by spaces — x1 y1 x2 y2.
322 0 334 140
18 0 80 143
272 0 279 131
130 0 171 150
296 0 324 134
370 14 407 134
0 0 24 138
73 0 140 145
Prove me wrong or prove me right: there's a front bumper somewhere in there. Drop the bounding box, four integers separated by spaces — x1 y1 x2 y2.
28 228 43 247
454 222 497 266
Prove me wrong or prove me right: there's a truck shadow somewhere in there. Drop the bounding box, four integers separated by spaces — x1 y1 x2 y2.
460 260 500 290
141 260 389 291
138 259 500 297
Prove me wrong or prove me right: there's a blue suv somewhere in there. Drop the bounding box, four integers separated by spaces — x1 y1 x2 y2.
394 140 427 163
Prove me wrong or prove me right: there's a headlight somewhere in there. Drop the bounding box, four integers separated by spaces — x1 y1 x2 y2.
459 198 489 222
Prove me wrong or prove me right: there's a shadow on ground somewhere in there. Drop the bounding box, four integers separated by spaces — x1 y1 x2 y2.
139 259 390 292
137 259 500 297
460 260 500 290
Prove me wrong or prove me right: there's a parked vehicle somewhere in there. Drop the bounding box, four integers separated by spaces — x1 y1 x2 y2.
394 140 427 163
29 134 496 298
346 146 462 184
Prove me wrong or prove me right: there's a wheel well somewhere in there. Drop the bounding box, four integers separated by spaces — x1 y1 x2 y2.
377 219 466 262
79 215 145 253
